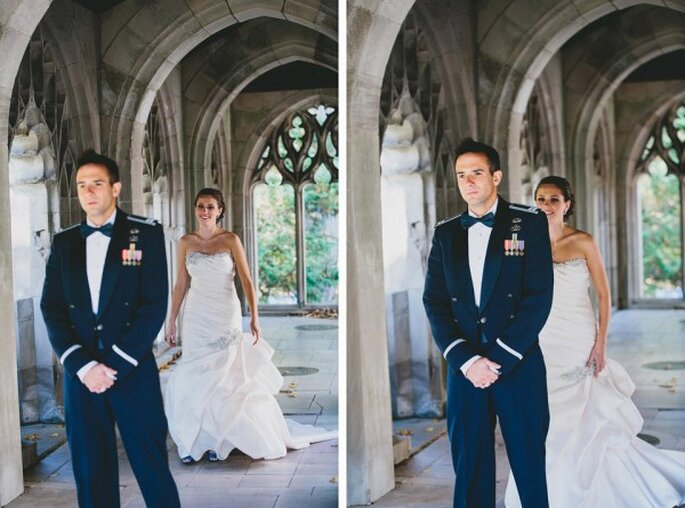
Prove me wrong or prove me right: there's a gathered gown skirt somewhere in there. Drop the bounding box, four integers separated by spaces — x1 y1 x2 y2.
164 251 336 461
505 259 685 507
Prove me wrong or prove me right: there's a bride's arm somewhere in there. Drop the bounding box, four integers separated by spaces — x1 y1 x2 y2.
166 238 190 346
228 234 261 343
584 233 611 375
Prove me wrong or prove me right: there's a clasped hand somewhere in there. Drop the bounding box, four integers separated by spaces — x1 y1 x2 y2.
83 363 118 394
466 357 501 389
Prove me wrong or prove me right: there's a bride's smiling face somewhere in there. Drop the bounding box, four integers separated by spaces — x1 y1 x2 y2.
195 196 222 225
535 184 569 224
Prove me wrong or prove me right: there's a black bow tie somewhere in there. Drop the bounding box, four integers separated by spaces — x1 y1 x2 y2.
460 212 495 229
80 222 114 238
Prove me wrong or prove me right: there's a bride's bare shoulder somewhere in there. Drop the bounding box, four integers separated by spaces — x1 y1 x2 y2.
561 226 592 242
216 230 242 247
562 227 598 255
179 233 196 245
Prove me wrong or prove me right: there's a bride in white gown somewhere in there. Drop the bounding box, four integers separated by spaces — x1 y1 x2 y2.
163 188 335 463
505 176 685 507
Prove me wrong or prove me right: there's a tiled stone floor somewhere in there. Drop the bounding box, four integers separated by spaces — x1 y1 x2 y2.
373 309 685 507
8 316 339 508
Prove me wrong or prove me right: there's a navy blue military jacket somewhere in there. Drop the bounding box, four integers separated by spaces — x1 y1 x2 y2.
423 198 553 376
41 208 168 381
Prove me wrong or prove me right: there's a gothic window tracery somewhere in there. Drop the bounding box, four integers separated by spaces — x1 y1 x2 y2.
210 119 227 190
636 102 684 299
520 87 552 201
380 13 446 177
142 100 168 194
9 27 78 229
251 103 338 308
141 95 178 227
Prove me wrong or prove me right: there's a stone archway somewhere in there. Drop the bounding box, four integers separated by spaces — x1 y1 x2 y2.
556 8 685 307
617 89 685 306
0 1 52 502
100 0 337 212
236 90 337 285
183 18 337 201
500 1 685 203
495 2 685 314
347 1 418 503
348 0 685 504
571 39 685 228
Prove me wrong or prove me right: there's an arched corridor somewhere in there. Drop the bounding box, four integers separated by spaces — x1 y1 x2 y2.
348 0 685 503
0 1 337 504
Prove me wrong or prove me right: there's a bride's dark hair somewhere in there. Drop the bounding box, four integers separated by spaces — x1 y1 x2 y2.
535 176 575 218
194 188 226 222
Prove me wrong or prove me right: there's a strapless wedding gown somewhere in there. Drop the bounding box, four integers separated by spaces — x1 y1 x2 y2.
164 251 336 461
505 258 685 507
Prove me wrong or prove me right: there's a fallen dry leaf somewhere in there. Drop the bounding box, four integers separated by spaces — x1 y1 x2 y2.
397 429 413 436
306 309 338 319
330 476 338 484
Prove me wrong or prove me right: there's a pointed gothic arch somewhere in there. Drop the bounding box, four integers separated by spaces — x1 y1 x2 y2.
245 99 338 310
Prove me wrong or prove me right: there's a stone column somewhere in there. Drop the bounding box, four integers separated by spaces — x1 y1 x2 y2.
347 81 395 507
0 140 25 506
0 2 51 502
9 112 62 425
347 2 419 503
380 92 443 417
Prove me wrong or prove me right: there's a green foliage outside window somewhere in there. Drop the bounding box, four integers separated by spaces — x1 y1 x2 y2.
304 176 338 305
639 157 683 298
252 104 338 307
255 181 296 304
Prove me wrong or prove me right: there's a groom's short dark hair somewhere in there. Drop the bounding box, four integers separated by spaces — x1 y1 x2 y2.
76 149 120 184
455 138 501 174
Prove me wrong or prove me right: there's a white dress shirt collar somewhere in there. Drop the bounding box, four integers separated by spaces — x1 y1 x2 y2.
87 208 117 228
468 198 498 219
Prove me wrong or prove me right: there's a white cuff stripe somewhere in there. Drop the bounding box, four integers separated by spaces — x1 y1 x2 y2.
112 345 138 367
60 344 82 364
496 338 523 360
443 339 465 359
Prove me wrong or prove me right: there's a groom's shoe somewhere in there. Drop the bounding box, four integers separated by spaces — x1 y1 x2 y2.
181 456 195 464
207 451 219 462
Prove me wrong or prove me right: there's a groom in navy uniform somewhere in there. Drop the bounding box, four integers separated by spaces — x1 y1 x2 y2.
423 138 554 507
41 150 180 507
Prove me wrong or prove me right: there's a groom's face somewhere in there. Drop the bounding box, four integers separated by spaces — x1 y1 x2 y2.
455 152 501 212
76 163 121 224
